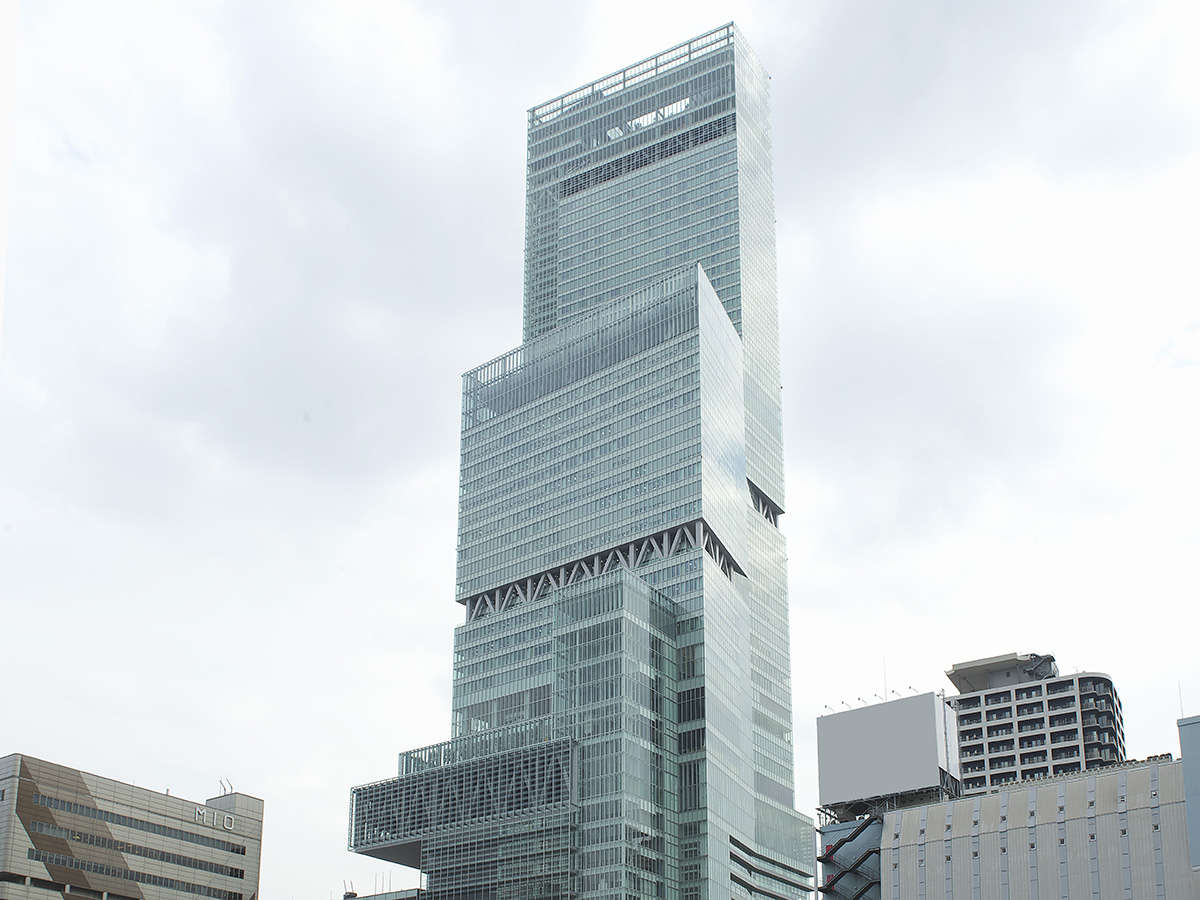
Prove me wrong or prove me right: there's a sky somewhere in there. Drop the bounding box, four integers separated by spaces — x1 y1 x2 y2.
2 1 1198 897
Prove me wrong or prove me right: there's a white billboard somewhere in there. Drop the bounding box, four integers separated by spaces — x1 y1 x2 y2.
817 692 958 807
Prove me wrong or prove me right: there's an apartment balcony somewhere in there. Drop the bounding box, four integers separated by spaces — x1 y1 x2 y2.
1015 687 1043 701
1016 703 1044 717
988 740 1015 754
1052 747 1080 761
1047 681 1074 695
961 745 984 758
1018 719 1045 733
986 709 1013 722
989 756 1016 771
1019 737 1047 749
1048 713 1077 728
1051 729 1080 744
959 712 982 725
1020 752 1048 765
987 725 1014 738
985 693 1012 706
956 696 981 710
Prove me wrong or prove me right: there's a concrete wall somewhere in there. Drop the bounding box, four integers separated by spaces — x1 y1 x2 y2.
881 759 1199 899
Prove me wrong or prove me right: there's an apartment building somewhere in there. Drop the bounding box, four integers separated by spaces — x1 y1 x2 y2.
947 653 1126 795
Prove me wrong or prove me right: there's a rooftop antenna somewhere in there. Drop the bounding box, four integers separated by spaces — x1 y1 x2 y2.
1180 682 1186 718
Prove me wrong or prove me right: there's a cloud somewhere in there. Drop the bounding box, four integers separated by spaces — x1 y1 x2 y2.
2 2 1197 897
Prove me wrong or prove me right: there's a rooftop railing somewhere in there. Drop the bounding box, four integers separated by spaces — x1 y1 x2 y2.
529 24 735 124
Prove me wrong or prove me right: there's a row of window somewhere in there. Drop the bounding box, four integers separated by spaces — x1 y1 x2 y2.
27 849 242 900
559 113 736 198
460 329 696 455
461 366 699 489
30 794 246 855
29 820 245 879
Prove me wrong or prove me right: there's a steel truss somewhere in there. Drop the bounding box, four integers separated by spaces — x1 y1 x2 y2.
462 517 741 622
350 741 573 848
748 479 782 527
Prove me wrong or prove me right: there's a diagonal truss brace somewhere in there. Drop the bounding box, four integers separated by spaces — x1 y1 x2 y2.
462 517 741 623
748 479 783 528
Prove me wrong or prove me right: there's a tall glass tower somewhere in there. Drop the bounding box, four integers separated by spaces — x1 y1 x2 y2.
350 24 813 900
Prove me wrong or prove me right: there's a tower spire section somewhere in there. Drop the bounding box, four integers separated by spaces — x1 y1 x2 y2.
350 23 813 899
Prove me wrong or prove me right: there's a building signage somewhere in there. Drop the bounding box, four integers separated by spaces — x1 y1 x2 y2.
195 807 236 831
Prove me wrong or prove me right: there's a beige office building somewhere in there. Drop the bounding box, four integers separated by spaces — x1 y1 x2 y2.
0 754 261 900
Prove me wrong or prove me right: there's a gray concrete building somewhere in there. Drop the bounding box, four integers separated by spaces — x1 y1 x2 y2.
814 717 1200 900
947 653 1126 795
881 751 1198 899
1180 715 1200 871
0 754 262 900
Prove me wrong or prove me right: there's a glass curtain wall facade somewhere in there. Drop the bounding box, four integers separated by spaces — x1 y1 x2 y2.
350 23 813 900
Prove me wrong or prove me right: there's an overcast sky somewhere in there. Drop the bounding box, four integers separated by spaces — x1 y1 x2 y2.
2 1 1198 897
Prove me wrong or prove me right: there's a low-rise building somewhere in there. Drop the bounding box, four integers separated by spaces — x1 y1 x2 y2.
815 717 1199 900
881 750 1196 898
0 754 262 900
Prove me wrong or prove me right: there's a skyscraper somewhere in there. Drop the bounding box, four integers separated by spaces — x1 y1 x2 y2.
349 23 813 899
